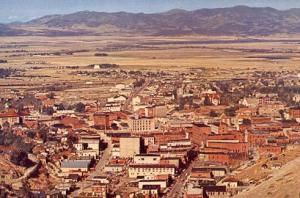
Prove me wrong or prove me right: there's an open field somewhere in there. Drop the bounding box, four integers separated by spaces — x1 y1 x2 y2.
1 35 300 72
1 35 300 100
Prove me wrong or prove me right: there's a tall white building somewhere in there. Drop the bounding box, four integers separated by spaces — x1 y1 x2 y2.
128 117 155 132
119 137 141 158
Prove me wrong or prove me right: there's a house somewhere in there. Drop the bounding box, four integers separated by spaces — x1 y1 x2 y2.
292 94 300 103
107 95 127 104
239 98 260 108
0 109 23 126
222 177 240 189
201 90 221 106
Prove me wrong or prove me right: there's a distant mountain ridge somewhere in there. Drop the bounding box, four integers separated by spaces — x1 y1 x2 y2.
3 6 300 36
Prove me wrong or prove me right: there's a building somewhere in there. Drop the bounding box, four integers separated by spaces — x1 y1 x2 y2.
0 109 23 126
204 186 227 198
138 180 167 189
128 164 176 178
93 113 110 128
73 184 107 198
134 154 161 164
74 135 101 156
107 95 127 104
60 159 91 173
141 185 160 197
188 123 211 146
129 117 156 132
102 102 121 112
104 164 124 173
145 105 168 118
258 145 282 155
119 137 141 158
184 184 205 198
289 107 300 119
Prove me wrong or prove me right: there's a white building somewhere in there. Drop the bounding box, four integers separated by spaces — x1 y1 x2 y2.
128 117 156 132
102 102 121 112
104 164 124 173
107 95 127 104
128 164 176 178
132 96 141 106
138 180 167 189
133 154 161 165
119 137 141 158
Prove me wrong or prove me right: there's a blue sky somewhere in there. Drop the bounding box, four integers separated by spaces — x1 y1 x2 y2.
1 0 300 23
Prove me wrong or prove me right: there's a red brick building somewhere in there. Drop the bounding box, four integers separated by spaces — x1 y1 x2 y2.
259 145 282 155
206 142 249 156
187 123 211 146
289 107 300 119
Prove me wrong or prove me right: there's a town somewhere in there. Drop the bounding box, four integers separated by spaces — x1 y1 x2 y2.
1 65 300 198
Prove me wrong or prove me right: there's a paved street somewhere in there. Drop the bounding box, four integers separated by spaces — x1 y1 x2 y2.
122 79 151 111
167 160 196 198
73 136 112 195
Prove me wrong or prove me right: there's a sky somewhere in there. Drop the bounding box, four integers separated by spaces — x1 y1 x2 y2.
1 0 300 23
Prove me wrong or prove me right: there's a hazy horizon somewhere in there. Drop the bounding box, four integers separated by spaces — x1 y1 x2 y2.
1 0 300 23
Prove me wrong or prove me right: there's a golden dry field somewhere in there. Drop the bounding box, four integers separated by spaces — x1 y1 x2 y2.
1 35 300 70
1 35 300 88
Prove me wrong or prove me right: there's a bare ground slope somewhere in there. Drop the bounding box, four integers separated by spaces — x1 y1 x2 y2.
235 156 300 198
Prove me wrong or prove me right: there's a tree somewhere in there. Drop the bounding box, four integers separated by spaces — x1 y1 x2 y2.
56 103 65 110
279 109 285 119
43 106 54 115
225 107 236 117
75 102 85 113
242 119 251 125
10 151 34 167
135 193 145 198
38 124 49 142
204 96 212 106
26 130 36 139
187 149 198 162
47 92 55 99
2 121 10 133
209 110 218 117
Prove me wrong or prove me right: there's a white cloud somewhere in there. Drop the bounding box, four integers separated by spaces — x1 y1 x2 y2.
8 15 19 20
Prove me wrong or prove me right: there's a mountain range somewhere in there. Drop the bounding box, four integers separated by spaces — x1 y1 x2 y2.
2 6 300 36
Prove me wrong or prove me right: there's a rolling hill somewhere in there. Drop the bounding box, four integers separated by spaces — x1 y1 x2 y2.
4 6 300 36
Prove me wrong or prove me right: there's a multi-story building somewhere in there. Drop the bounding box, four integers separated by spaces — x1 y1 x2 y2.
129 117 156 132
119 137 141 158
128 164 176 178
133 154 161 164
